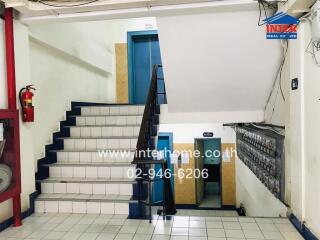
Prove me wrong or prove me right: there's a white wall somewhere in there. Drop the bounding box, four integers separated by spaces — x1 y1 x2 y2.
27 21 115 163
28 17 157 162
29 24 113 74
264 19 320 238
264 42 292 205
301 22 320 238
159 105 236 143
236 160 288 217
234 37 291 217
29 39 112 162
288 26 305 222
157 11 282 114
234 35 292 218
160 105 264 124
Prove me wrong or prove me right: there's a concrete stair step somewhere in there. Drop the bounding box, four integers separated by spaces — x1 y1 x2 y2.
60 137 138 151
40 180 133 195
78 105 145 116
54 150 134 164
68 126 140 138
75 115 142 126
40 177 135 183
48 163 135 179
35 193 134 214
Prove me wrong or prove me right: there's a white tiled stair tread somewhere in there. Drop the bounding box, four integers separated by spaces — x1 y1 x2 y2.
34 201 130 214
69 126 140 138
48 162 134 166
35 104 143 214
62 138 138 151
53 149 135 152
41 177 135 183
70 124 141 127
48 161 135 179
79 105 145 116
60 136 139 139
75 115 143 126
74 104 143 107
41 181 133 195
74 114 143 117
37 193 133 201
55 151 134 163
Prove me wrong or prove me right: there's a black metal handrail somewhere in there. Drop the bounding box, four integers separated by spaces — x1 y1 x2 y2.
131 64 175 220
132 64 164 159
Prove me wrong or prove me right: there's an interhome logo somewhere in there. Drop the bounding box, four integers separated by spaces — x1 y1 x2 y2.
263 12 300 39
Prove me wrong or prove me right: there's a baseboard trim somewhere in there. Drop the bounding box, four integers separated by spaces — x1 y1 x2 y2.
0 191 38 232
289 214 319 240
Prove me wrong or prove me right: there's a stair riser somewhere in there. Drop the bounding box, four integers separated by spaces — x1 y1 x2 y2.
76 116 143 126
35 104 146 217
35 200 129 214
81 106 144 116
49 166 135 179
63 138 138 151
41 182 133 195
70 126 140 138
57 151 134 163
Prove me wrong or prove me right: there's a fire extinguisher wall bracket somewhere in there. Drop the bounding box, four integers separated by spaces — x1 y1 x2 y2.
19 85 35 122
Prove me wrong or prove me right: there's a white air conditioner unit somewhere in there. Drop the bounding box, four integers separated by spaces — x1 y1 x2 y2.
0 140 12 193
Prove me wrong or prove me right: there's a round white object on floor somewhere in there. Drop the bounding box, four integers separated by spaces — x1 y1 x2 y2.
0 164 12 193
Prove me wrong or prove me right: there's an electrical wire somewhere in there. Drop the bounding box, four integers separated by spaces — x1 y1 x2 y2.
257 0 268 26
264 39 289 122
37 0 99 8
249 123 284 135
279 40 288 102
268 78 280 122
257 0 278 26
301 13 320 67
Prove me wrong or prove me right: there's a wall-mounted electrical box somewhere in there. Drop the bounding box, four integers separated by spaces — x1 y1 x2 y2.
236 125 285 202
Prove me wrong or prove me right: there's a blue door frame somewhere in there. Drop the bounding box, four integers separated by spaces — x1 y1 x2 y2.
153 132 174 202
127 30 159 104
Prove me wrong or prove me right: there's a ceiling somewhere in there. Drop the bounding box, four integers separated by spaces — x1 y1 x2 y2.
7 0 263 24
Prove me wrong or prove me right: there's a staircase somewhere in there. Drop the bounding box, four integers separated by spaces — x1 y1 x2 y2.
34 104 144 216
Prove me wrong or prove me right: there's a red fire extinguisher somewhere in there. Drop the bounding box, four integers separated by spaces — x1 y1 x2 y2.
19 85 35 122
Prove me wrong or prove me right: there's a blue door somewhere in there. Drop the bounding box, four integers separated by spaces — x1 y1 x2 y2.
129 31 162 104
153 135 174 202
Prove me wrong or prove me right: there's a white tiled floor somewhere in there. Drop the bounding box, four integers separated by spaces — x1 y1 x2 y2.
0 212 303 240
198 195 221 208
